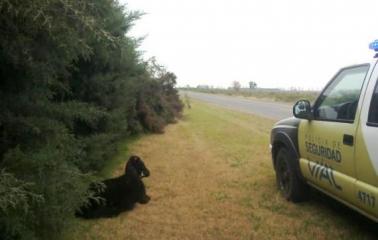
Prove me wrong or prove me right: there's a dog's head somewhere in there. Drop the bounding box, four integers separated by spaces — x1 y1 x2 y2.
126 155 150 178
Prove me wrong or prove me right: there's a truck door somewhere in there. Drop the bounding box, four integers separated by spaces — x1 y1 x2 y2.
354 62 378 219
298 64 370 202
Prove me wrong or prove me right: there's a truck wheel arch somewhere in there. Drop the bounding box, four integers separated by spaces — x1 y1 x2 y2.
272 131 303 179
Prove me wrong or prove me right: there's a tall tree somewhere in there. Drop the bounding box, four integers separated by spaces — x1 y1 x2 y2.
249 81 257 89
232 81 241 91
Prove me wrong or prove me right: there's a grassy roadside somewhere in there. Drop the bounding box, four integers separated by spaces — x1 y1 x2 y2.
184 88 319 104
69 101 376 240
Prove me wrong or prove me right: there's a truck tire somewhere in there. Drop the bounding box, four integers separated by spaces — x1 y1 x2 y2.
275 147 308 202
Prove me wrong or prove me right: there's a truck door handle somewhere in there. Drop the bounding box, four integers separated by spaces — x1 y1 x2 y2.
343 134 354 146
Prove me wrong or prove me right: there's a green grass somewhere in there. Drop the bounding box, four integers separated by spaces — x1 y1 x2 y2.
68 100 376 240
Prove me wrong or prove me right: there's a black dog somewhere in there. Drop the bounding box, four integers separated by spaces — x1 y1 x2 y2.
76 155 151 218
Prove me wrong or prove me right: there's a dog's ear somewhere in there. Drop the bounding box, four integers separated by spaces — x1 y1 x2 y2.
125 155 141 173
125 156 135 173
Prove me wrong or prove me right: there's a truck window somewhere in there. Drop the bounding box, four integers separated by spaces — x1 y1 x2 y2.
368 80 378 125
314 65 369 122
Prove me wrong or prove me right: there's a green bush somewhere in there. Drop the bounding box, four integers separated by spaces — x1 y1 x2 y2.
0 0 182 239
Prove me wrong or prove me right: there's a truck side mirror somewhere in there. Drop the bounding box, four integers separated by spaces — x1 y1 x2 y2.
293 100 312 120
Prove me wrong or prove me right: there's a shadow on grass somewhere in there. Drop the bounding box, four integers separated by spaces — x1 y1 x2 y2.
308 189 377 236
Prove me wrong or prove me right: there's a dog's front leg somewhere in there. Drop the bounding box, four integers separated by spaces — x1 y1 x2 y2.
135 179 150 204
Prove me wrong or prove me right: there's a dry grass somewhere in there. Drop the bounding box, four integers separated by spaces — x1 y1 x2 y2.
69 101 377 240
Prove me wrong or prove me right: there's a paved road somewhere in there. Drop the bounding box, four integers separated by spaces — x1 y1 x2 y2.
183 91 293 120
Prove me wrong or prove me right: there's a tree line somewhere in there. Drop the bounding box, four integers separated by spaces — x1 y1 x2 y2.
0 0 182 239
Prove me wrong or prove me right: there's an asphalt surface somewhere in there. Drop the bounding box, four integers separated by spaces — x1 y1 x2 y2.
183 91 293 120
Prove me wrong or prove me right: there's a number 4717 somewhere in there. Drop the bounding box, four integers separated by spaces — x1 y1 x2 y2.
358 191 375 208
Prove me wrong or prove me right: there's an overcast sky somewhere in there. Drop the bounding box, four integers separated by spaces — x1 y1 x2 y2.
122 0 378 90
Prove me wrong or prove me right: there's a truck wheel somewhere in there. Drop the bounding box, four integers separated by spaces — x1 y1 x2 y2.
275 147 308 202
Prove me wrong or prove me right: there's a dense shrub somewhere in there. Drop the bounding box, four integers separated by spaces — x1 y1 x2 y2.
0 0 182 239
